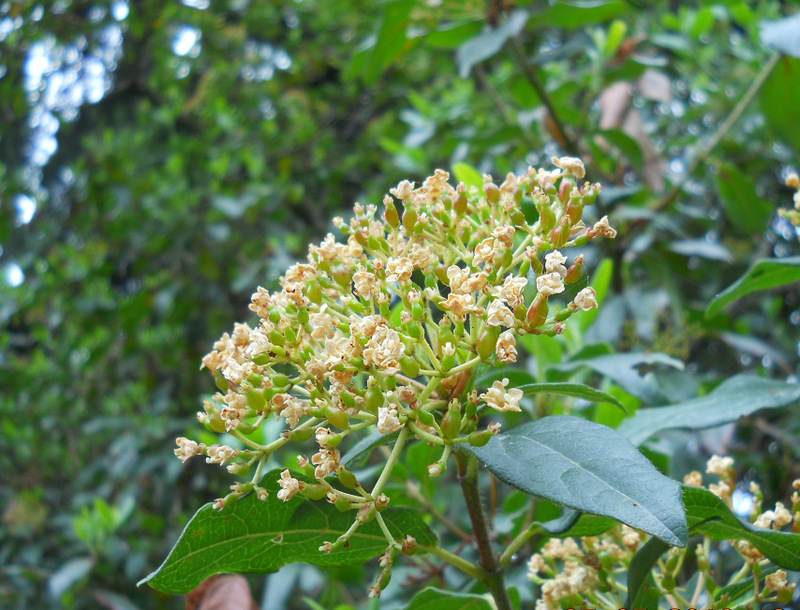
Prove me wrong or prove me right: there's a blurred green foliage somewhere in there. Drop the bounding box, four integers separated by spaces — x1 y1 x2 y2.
1 0 798 608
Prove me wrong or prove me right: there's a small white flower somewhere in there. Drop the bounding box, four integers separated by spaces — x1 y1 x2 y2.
536 272 565 297
496 331 517 363
377 406 403 434
706 454 734 476
486 299 515 327
551 156 586 179
277 469 303 502
573 287 598 311
480 378 523 412
544 250 568 277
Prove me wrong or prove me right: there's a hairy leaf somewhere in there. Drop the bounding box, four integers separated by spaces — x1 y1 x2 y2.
140 470 437 594
626 538 669 610
464 415 687 545
406 587 493 609
617 375 800 446
341 430 399 468
715 162 774 234
515 382 627 412
706 256 800 318
685 486 800 570
553 352 683 403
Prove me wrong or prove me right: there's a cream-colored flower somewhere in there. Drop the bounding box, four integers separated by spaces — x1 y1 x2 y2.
311 446 341 479
544 250 568 277
766 570 788 592
551 156 586 179
274 394 308 428
492 225 515 247
363 325 405 375
277 469 303 502
377 406 403 434
390 180 414 200
174 437 203 463
536 272 565 297
683 471 703 486
573 287 598 311
385 257 413 282
440 292 483 318
206 444 238 466
773 502 793 528
486 299 515 327
706 454 734 476
592 216 617 238
492 274 528 306
472 237 496 266
463 272 488 293
786 173 800 188
710 481 732 502
480 378 523 412
447 265 470 293
527 553 547 576
310 308 336 340
496 330 517 363
353 271 377 297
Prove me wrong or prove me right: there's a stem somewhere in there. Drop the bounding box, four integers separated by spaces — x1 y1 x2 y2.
499 523 542 568
455 451 514 610
651 52 780 213
369 426 410 498
419 544 486 581
508 37 579 157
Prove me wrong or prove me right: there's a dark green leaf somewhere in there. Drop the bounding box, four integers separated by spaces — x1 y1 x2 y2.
715 162 774 234
515 382 627 412
706 256 800 318
669 239 733 263
363 0 414 85
406 587 493 609
464 415 688 545
553 352 684 403
531 1 629 30
685 486 800 570
539 509 618 537
341 430 399 468
761 15 800 58
456 10 529 78
426 21 483 50
475 367 537 389
760 57 800 152
618 375 800 446
140 470 437 594
598 128 644 170
626 537 669 610
715 568 779 608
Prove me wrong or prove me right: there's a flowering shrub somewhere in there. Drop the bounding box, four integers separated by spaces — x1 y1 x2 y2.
141 161 800 609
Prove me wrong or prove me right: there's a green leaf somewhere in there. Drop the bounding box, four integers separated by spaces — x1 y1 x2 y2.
452 162 484 189
685 486 800 570
463 415 688 546
760 57 800 152
553 352 684 404
515 382 627 412
617 375 800 446
341 430 399 468
363 0 414 86
598 128 644 170
406 587 493 609
539 509 618 537
456 10 529 78
140 470 437 594
531 1 629 30
761 15 800 59
626 537 669 610
706 256 800 318
426 21 483 50
715 162 774 234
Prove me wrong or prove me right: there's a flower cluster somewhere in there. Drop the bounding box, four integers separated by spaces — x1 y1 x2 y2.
173 157 614 590
528 455 799 610
779 171 800 234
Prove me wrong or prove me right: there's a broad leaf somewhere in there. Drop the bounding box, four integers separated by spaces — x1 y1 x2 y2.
553 352 684 403
715 162 774 234
452 162 485 189
531 1 629 30
341 430 399 468
626 538 669 610
685 486 800 570
515 382 627 412
761 15 800 58
539 509 618 537
406 587 493 609
760 57 800 152
456 10 529 78
363 0 414 86
617 375 800 446
464 415 687 545
706 256 800 318
140 470 436 594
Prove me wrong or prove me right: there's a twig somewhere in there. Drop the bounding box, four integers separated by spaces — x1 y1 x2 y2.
651 53 781 213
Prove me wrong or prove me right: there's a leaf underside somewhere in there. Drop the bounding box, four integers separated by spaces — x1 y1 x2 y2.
464 415 687 546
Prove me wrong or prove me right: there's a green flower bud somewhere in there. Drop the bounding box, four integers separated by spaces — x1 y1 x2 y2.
337 467 358 489
246 388 266 411
403 207 417 233
485 182 500 204
400 355 420 378
364 387 383 415
324 406 350 430
416 409 435 426
468 428 494 447
334 496 351 512
441 401 462 440
384 199 400 227
301 484 327 501
289 427 314 442
297 307 309 324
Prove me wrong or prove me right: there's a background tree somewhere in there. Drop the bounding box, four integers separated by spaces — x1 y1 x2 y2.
1 1 798 608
